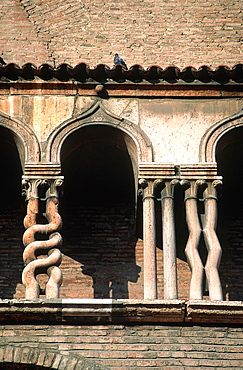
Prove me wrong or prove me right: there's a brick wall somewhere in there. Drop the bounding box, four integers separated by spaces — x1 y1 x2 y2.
1 324 243 369
0 0 242 68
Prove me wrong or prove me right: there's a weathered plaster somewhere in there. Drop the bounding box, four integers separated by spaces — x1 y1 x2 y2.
139 99 243 163
0 85 242 164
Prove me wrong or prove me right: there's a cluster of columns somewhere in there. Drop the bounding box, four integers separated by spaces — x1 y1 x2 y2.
20 163 223 301
139 163 223 301
21 170 63 300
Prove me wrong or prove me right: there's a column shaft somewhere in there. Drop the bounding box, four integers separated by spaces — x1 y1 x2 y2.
161 180 178 300
140 180 157 299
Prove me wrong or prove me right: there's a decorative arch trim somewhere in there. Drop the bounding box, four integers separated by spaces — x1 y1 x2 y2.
199 109 243 162
0 112 40 165
0 345 108 370
45 101 153 164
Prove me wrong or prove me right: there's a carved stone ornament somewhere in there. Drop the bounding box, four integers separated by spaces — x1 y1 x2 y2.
22 177 63 299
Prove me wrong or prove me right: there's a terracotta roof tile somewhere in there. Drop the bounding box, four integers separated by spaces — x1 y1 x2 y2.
0 63 242 84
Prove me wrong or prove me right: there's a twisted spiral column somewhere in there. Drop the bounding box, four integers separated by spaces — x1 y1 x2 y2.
22 178 63 299
182 180 206 300
182 179 223 301
203 180 223 301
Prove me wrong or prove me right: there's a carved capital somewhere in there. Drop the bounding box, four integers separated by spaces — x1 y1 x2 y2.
204 180 223 200
22 178 49 200
161 179 179 200
22 176 64 200
138 178 163 200
46 178 64 199
182 179 207 201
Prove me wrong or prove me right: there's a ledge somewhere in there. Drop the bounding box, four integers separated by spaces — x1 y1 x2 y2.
186 300 243 324
1 81 243 98
0 299 185 324
0 299 242 324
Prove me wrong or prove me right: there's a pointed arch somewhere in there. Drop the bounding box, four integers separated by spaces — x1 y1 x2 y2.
0 112 40 168
199 109 243 162
45 101 153 165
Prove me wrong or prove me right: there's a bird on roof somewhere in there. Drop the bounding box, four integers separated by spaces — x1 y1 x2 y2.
114 53 127 69
0 56 6 66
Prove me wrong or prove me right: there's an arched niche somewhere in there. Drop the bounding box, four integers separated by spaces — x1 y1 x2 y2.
199 109 243 163
61 123 138 204
59 123 142 299
215 125 243 300
45 101 153 165
0 124 25 299
0 112 40 167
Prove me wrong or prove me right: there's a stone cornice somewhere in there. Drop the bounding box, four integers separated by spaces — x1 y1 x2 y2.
0 299 242 324
1 81 243 98
139 163 222 181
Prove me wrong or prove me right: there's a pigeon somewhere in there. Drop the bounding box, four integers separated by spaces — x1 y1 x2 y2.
0 57 6 66
114 53 127 69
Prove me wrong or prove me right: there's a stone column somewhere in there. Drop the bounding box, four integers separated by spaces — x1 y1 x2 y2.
22 177 63 299
160 179 179 299
182 180 205 300
139 179 157 299
203 180 223 301
182 179 223 301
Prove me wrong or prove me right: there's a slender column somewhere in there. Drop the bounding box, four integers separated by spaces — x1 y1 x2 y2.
139 179 157 299
22 177 63 299
182 180 205 300
161 179 179 299
203 180 223 300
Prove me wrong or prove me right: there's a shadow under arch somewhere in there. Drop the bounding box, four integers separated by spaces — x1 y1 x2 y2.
60 123 142 299
216 125 243 300
0 112 40 167
0 124 26 299
0 345 109 369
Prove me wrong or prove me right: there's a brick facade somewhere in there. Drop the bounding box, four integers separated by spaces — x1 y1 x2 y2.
1 0 242 68
0 0 243 368
0 324 243 369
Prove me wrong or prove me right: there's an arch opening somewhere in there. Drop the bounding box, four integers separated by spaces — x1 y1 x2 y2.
60 125 142 299
216 126 243 300
0 126 24 299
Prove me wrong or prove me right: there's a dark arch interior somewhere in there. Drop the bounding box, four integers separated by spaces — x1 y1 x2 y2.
216 126 243 217
0 126 24 298
61 125 135 206
216 126 243 300
60 125 140 299
0 127 22 205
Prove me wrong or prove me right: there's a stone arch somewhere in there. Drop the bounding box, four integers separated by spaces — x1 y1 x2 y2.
0 345 108 369
199 109 243 162
0 111 40 168
45 100 153 166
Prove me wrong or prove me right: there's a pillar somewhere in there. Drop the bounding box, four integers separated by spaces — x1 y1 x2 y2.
203 180 223 301
22 177 63 299
160 179 179 299
182 179 223 301
139 179 157 299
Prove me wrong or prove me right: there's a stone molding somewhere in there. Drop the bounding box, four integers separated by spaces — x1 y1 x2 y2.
0 299 242 324
139 162 222 180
